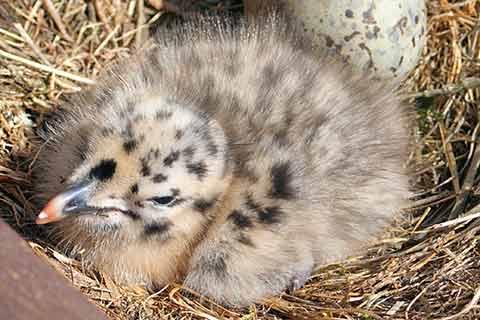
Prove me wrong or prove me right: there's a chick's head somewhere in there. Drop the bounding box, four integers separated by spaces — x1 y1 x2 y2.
35 95 231 253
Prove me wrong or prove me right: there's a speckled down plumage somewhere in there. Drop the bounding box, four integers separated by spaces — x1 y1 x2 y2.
33 10 411 306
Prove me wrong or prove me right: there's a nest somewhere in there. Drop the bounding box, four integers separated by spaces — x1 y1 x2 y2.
1 0 480 319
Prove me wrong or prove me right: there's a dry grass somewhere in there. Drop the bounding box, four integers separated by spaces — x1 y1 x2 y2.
1 0 480 319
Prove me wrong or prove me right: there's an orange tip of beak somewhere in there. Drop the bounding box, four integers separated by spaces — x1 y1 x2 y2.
35 211 51 224
35 200 63 225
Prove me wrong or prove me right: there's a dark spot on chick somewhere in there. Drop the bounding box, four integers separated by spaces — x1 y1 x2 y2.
257 206 284 225
148 148 160 159
170 188 180 197
143 221 172 237
207 142 218 157
182 146 196 159
186 161 208 180
269 162 296 200
130 183 139 194
237 234 255 247
246 194 285 225
164 150 180 167
140 157 151 176
193 198 217 214
414 15 419 24
233 159 258 183
89 159 117 181
245 194 261 212
175 129 183 140
123 139 137 154
123 209 141 220
273 129 289 146
210 255 228 278
228 210 253 229
155 110 173 120
152 173 168 183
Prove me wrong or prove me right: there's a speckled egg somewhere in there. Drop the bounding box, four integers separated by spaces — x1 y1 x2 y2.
278 0 427 80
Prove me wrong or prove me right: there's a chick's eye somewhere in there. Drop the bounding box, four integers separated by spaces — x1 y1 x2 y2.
149 196 175 206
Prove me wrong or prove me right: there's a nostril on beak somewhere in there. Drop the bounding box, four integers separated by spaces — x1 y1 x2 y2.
64 195 88 214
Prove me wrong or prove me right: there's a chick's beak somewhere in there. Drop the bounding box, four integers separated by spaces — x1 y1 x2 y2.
36 181 93 225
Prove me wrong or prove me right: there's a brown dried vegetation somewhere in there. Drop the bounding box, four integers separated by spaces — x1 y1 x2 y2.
1 0 480 319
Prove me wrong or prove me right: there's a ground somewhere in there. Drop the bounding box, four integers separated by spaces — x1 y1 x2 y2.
0 1 480 319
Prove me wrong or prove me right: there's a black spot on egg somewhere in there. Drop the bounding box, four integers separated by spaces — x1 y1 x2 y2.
123 139 137 154
345 9 354 18
325 35 335 48
164 151 180 167
269 162 296 200
89 159 117 181
228 210 253 229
